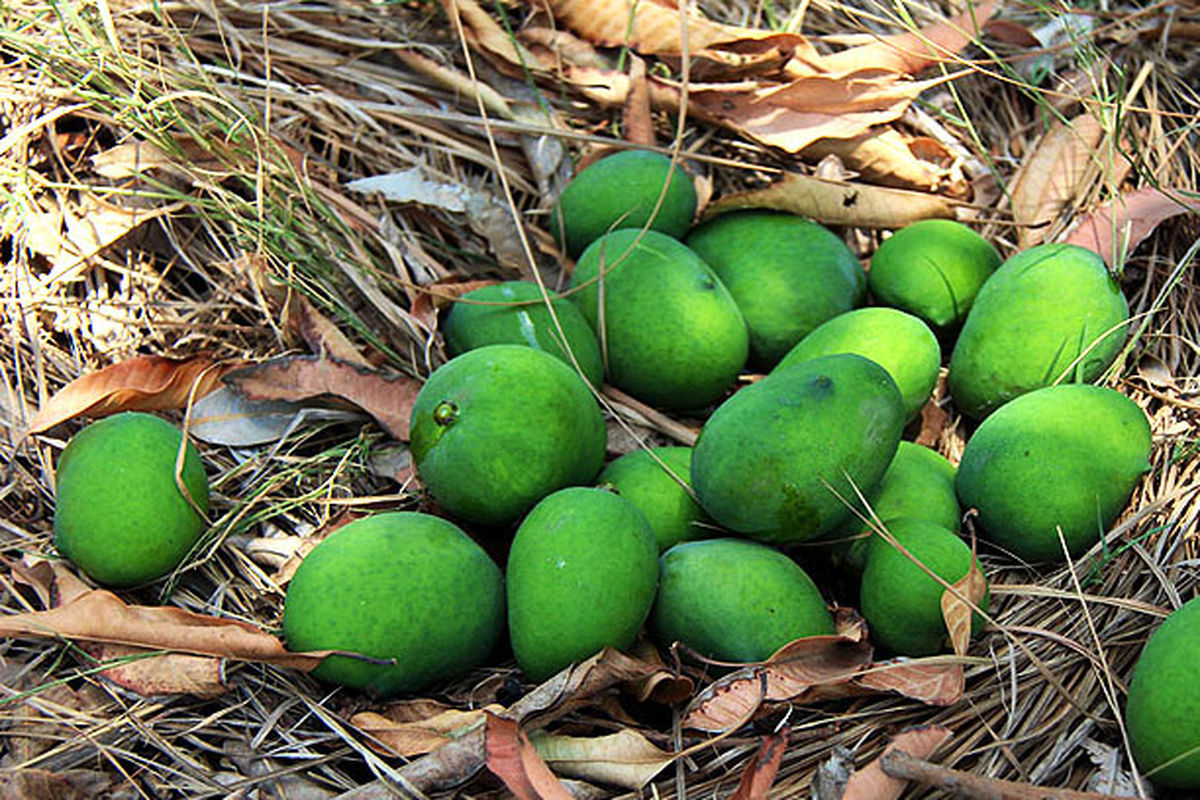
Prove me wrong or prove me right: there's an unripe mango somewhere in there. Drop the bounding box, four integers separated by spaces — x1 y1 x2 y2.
597 447 710 551
691 353 905 543
948 243 1129 418
955 384 1151 561
506 487 659 682
652 538 833 662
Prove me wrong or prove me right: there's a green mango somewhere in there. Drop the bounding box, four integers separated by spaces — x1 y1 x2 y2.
869 219 1001 328
410 345 605 525
507 487 659 682
1126 597 1200 788
552 150 697 257
828 442 960 573
282 512 504 696
947 243 1130 418
686 211 866 368
691 353 905 543
55 412 209 588
652 538 833 663
860 519 988 657
597 446 711 551
570 229 748 410
955 384 1151 561
775 307 940 421
443 281 604 387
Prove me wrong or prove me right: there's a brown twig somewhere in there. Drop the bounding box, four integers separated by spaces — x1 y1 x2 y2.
880 749 1141 800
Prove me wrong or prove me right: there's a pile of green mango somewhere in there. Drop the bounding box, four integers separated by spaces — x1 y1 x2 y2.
57 150 1171 783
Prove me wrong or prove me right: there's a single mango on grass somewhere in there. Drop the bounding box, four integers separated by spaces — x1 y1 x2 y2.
775 306 940 421
552 149 697 258
54 412 210 588
282 512 504 697
597 446 710 551
686 210 866 368
569 229 748 410
859 519 988 657
506 487 659 682
443 280 604 387
409 345 605 526
652 538 834 663
691 353 905 543
955 384 1151 562
869 219 1001 329
1126 597 1200 789
948 243 1130 418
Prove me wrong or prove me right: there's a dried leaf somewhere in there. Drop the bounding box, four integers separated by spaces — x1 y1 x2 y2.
286 293 371 368
25 354 234 437
914 372 950 447
623 640 694 704
984 18 1042 47
387 649 662 794
804 127 947 193
189 386 365 447
0 569 328 671
1010 113 1105 247
530 728 674 789
410 279 498 333
354 704 499 757
0 769 113 800
731 731 788 800
623 55 655 147
485 714 575 800
224 355 421 441
842 725 953 800
821 1 997 76
705 171 960 229
1064 186 1200 266
940 538 986 657
23 195 185 276
855 659 964 706
79 643 226 698
683 633 875 732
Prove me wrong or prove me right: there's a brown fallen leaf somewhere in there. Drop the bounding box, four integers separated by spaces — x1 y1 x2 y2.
682 632 875 732
941 534 987 657
78 643 226 698
25 354 235 437
409 279 498 334
485 713 575 800
803 127 951 194
354 703 501 758
286 293 372 368
623 640 694 704
0 574 328 671
1010 113 1107 247
704 171 961 229
854 658 965 706
819 0 997 76
842 725 953 800
530 728 674 789
0 768 113 800
224 355 421 441
1064 186 1200 266
730 730 788 800
622 55 655 147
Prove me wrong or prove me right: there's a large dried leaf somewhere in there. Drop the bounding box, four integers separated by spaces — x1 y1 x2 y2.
530 728 674 789
940 539 987 657
705 171 961 229
623 640 694 704
842 725 953 800
820 1 997 76
855 659 965 706
485 714 575 800
731 731 788 800
1010 113 1105 247
0 563 328 671
683 633 875 732
354 703 500 758
532 0 817 65
803 127 957 194
1064 186 1200 266
79 643 226 698
25 354 235 436
286 293 372 368
224 355 421 441
189 386 364 447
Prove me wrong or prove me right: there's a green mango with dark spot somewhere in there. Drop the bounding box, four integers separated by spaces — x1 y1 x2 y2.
691 353 905 543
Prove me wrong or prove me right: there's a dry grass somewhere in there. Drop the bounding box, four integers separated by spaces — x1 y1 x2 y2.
1 0 1197 797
